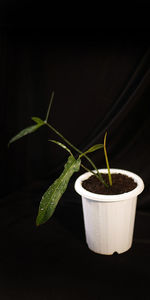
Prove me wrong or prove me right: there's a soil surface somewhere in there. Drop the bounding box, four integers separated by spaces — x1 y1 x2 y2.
82 173 137 195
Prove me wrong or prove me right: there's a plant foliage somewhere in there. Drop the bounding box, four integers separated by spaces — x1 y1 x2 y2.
36 155 81 225
8 92 112 225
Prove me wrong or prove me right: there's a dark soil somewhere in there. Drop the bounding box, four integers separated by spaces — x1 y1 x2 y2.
82 173 137 195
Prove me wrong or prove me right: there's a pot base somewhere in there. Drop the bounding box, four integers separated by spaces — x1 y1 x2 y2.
87 242 132 255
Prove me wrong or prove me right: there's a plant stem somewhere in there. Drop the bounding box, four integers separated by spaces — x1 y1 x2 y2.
45 91 55 122
104 132 112 186
45 121 108 188
80 164 106 182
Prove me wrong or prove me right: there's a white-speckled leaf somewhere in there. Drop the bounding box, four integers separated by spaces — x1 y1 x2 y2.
8 119 45 146
49 139 72 155
36 155 81 226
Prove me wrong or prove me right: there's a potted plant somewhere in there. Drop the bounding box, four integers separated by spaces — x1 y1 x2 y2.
8 92 144 255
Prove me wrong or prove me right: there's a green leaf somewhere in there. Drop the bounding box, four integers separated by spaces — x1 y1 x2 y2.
8 122 44 146
79 144 104 158
49 139 73 155
36 155 81 226
32 117 45 125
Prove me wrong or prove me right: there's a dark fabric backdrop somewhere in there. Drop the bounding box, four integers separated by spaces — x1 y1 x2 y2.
1 27 150 299
1 29 150 207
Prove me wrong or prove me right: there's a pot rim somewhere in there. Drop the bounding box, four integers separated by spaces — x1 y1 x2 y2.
74 168 144 202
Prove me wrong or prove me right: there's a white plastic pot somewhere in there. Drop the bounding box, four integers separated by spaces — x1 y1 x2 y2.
75 169 144 255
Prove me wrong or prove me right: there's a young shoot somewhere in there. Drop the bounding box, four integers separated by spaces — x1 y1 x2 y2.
104 132 112 186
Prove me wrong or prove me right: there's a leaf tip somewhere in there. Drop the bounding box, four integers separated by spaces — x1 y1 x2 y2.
8 139 13 148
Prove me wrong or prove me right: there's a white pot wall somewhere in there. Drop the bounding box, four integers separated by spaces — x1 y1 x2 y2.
75 169 144 255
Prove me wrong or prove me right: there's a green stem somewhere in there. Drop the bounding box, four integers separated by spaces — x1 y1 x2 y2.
45 121 108 188
81 164 107 183
104 132 112 186
45 91 55 122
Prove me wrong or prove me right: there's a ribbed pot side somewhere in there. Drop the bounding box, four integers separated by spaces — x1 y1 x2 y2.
75 169 144 255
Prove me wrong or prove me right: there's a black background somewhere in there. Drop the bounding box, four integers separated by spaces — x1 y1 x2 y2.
1 11 150 300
